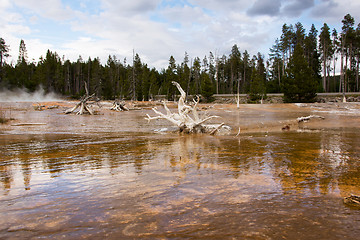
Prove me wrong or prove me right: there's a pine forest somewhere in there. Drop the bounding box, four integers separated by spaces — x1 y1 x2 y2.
1 14 360 103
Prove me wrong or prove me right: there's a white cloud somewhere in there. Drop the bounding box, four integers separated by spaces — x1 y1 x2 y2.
281 0 315 17
311 0 360 25
247 0 281 16
190 0 251 12
101 0 161 15
1 0 360 69
13 0 75 21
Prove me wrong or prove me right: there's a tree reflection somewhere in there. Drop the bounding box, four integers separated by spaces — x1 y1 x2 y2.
0 131 359 199
0 165 13 194
267 131 360 196
21 160 32 190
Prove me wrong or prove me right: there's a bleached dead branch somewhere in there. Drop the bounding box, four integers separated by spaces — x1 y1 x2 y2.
145 81 229 134
65 93 96 115
297 115 325 122
110 100 129 111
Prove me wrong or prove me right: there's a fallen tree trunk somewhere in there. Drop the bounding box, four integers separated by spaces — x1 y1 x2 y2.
145 81 230 134
297 115 325 122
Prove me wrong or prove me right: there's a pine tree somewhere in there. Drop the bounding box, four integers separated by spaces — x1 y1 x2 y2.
192 57 201 95
249 53 266 102
230 44 241 94
331 29 339 92
283 43 317 103
17 39 28 64
305 24 321 88
269 38 284 92
15 39 31 89
166 55 177 100
201 72 214 102
0 38 10 85
341 14 355 93
133 53 143 100
319 23 332 91
355 23 360 91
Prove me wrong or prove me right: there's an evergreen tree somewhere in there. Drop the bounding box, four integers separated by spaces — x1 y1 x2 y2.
133 53 143 100
192 57 201 95
249 53 266 101
141 64 151 101
242 50 250 93
166 55 177 100
201 72 214 102
63 59 72 94
15 40 30 88
331 29 339 92
268 38 284 92
294 22 306 48
319 23 333 91
17 39 28 64
0 38 9 86
355 23 360 91
0 38 10 80
280 24 294 67
102 55 116 99
341 14 355 92
283 44 317 103
305 24 321 86
208 51 216 90
230 44 241 94
216 55 227 94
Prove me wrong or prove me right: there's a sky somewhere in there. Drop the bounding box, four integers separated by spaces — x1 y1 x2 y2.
1 0 360 69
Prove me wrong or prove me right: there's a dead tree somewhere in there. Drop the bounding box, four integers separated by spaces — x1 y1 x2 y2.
146 81 229 134
65 93 96 115
110 100 129 111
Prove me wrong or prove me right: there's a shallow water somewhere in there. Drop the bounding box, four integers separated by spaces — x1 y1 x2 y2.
0 102 360 239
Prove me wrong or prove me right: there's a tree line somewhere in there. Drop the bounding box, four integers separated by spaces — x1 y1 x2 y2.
0 14 359 103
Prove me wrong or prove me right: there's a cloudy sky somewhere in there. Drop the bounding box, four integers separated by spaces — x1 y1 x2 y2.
1 0 360 69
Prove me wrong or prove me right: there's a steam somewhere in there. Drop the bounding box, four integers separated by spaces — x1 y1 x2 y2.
0 87 62 102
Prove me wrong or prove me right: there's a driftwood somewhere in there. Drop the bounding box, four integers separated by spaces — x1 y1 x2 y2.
12 123 47 126
110 100 129 111
65 93 96 115
297 115 325 122
344 194 360 207
34 103 59 111
145 81 229 134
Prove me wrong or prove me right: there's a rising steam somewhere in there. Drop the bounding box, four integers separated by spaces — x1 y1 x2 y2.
0 87 62 102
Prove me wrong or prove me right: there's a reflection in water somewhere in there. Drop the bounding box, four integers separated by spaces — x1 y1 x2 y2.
0 130 360 239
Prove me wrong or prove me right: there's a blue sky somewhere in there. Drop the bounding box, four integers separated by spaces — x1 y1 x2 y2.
1 0 360 69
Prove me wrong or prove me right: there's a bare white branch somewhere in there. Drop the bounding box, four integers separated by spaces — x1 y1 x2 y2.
146 81 229 134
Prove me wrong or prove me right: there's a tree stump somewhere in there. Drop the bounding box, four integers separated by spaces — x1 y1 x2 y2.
145 81 229 134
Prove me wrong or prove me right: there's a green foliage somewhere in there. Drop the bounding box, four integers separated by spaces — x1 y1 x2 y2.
201 72 214 102
0 37 10 85
282 44 317 103
249 53 266 101
1 14 359 100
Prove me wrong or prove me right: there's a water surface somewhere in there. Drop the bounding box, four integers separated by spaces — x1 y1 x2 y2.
0 102 359 239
